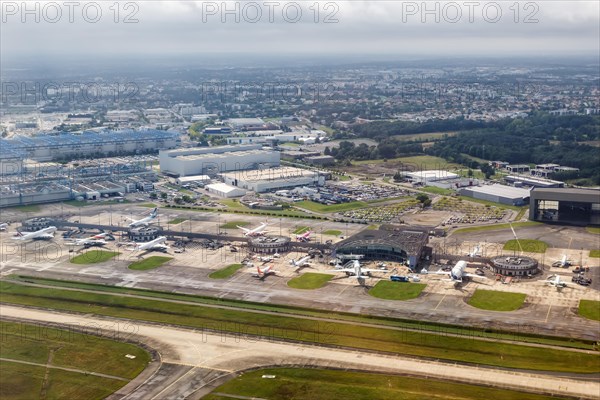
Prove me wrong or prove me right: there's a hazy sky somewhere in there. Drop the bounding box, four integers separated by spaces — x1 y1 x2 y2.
2 1 599 63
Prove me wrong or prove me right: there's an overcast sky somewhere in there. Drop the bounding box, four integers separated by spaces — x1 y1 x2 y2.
2 1 599 64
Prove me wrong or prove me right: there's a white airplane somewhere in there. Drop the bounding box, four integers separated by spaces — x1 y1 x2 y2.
252 265 278 279
328 260 379 280
466 244 481 258
546 275 568 290
433 260 487 283
12 226 57 241
0 223 8 231
89 232 111 240
259 256 273 263
296 230 312 242
552 254 572 268
126 208 158 228
127 236 169 253
67 238 108 247
238 222 269 237
289 256 311 271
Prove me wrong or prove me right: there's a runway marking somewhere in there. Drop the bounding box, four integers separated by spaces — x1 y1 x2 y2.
336 283 352 298
149 365 198 400
434 294 447 311
545 305 552 323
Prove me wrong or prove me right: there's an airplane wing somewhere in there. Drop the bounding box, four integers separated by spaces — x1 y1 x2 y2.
38 233 55 239
463 273 487 279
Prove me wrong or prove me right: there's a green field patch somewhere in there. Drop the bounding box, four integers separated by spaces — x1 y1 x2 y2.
0 320 149 400
139 203 158 208
421 186 455 195
586 226 600 234
323 229 343 236
369 281 426 301
209 264 244 279
578 300 600 321
70 250 120 265
6 204 41 212
287 273 334 290
590 250 600 258
220 199 247 210
366 224 379 230
168 217 187 225
336 174 352 181
293 226 311 234
205 367 558 400
453 221 540 234
503 239 548 253
295 200 368 213
220 221 249 229
128 256 172 271
468 290 527 311
457 196 522 211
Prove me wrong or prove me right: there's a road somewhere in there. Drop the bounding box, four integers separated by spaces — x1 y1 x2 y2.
1 305 598 400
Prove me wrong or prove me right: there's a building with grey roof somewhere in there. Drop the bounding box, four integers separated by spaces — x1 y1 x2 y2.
459 184 531 206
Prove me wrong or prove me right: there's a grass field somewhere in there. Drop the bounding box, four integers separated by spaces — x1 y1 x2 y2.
0 320 149 400
293 226 311 234
421 186 454 195
323 229 343 236
128 256 172 271
295 200 368 213
6 204 41 212
220 199 247 210
139 203 158 208
3 276 597 351
204 368 558 400
578 300 600 321
468 290 527 312
503 239 548 253
369 281 426 301
287 273 334 289
457 196 523 211
209 264 244 279
4 281 597 372
220 221 249 229
168 217 187 225
590 250 600 258
586 226 600 234
453 221 540 234
392 131 458 142
352 155 459 170
366 224 379 230
70 250 120 265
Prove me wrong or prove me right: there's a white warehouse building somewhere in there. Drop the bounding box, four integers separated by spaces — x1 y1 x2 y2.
459 184 531 206
205 183 246 198
220 167 322 193
159 144 280 177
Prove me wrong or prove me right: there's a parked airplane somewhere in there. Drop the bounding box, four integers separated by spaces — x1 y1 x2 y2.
126 208 158 228
0 223 8 231
66 238 107 247
296 230 312 242
289 256 311 271
127 236 169 253
466 244 481 258
328 260 379 280
12 226 57 241
259 256 273 263
546 275 568 290
552 254 572 268
433 260 487 283
89 232 112 240
238 222 269 237
253 265 278 279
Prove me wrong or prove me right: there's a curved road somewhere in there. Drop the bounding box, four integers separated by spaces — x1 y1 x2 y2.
1 305 598 400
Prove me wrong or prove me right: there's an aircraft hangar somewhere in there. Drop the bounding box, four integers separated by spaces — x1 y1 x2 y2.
529 188 600 225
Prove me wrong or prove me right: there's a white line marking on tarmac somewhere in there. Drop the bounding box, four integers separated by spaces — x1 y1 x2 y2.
545 305 552 323
434 294 447 311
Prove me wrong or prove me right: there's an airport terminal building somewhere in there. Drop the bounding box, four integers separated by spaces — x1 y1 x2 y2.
333 225 429 268
529 188 600 225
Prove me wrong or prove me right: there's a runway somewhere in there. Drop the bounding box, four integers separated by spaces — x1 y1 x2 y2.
1 305 598 400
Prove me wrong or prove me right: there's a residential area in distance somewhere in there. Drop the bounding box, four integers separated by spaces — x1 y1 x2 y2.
1 2 599 400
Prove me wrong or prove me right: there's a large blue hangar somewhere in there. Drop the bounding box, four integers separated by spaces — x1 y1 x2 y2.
333 225 429 269
529 188 600 226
